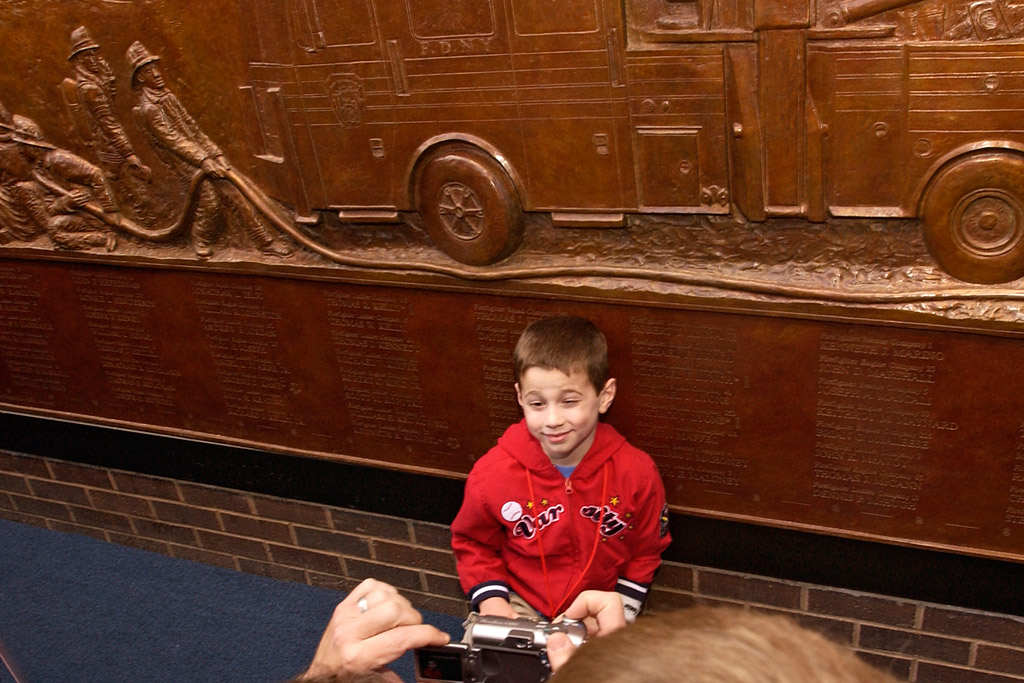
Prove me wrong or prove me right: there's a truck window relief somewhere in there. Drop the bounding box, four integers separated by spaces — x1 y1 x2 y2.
625 0 699 36
406 0 496 39
292 0 375 47
512 0 599 35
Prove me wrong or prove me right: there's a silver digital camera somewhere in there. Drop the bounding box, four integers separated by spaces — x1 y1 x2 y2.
414 614 587 683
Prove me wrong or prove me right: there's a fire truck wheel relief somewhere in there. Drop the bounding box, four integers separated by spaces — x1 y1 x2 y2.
415 144 524 267
920 151 1024 285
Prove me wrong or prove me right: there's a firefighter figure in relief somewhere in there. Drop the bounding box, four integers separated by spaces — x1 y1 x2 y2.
63 26 156 228
127 41 292 259
0 112 117 251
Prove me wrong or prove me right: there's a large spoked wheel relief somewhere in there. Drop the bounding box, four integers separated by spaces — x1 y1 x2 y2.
415 145 524 266
920 152 1024 284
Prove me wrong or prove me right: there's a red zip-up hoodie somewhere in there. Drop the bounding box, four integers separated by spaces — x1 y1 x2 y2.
451 420 671 619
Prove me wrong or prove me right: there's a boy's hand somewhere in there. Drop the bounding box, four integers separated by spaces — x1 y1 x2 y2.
477 596 519 619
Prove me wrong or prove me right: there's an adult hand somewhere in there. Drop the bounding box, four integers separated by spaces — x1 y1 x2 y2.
547 590 627 672
298 578 450 682
128 154 151 182
200 155 229 179
63 187 91 210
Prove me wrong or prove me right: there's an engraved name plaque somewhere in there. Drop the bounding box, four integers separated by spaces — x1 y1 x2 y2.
0 258 1022 563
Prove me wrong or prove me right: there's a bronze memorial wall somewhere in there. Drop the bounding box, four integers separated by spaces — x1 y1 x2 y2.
2 257 1023 563
2 0 1024 566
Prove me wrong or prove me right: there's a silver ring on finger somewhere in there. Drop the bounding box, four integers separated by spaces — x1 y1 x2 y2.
357 597 369 614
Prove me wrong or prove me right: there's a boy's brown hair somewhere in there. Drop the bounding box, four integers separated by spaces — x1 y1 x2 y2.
513 315 609 393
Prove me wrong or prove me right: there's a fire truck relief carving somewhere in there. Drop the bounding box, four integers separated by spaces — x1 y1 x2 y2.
6 1 1024 319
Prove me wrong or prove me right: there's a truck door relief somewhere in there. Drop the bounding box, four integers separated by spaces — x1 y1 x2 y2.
510 0 624 210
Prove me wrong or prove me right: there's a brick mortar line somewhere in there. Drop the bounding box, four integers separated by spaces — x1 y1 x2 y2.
686 562 1024 633
819 643 1024 681
857 646 1024 679
88 486 158 518
21 476 169 507
166 541 235 562
7 500 447 577
913 659 1024 681
11 477 438 550
290 521 446 548
852 645 912 663
45 518 108 538
652 591 1024 659
420 568 460 579
6 492 72 516
853 620 1016 649
6 454 248 508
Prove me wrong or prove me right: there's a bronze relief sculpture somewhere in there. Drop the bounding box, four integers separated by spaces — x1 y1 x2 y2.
2 1 1024 563
0 0 1023 306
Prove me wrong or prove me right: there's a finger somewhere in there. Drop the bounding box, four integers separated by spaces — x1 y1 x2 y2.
353 578 400 601
317 581 409 649
562 591 626 637
348 623 451 671
308 607 423 675
336 591 425 647
546 632 576 672
340 579 400 616
368 596 421 631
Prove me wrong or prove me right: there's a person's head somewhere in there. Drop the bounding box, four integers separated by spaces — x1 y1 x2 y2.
68 27 111 80
549 606 900 683
0 142 32 181
134 62 165 90
513 316 616 466
75 49 101 73
126 41 163 90
9 115 52 164
68 26 99 62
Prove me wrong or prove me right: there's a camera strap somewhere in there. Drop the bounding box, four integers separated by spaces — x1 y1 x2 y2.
0 636 27 683
526 462 609 618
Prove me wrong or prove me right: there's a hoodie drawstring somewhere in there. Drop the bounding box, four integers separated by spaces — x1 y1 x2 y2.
525 462 608 618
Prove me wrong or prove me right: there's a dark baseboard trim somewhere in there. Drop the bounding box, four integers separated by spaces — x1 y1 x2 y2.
0 412 466 524
2 411 1021 617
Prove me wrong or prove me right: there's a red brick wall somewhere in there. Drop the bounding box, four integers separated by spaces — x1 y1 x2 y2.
1 450 1022 682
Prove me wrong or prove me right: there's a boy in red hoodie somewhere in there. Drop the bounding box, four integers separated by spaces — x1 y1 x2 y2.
451 315 671 623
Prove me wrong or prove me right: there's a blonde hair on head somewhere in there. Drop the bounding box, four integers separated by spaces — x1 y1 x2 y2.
513 315 609 393
549 606 900 683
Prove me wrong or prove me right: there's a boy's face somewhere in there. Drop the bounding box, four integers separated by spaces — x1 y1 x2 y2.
515 366 616 468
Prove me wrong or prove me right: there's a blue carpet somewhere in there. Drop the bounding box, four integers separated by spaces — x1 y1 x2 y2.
0 518 464 683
